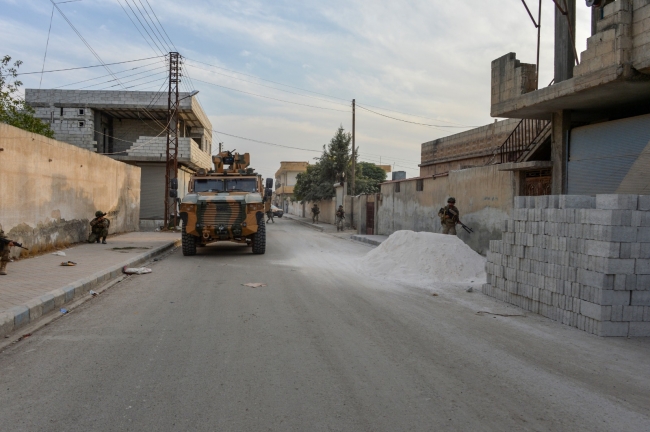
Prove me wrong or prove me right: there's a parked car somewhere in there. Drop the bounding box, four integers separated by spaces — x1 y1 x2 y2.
271 205 283 218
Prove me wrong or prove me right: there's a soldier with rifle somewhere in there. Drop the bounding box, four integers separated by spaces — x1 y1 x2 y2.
438 197 473 235
335 205 345 232
0 229 28 276
88 211 110 244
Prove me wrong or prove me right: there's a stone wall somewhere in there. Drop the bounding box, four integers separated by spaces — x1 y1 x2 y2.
119 136 212 170
491 53 537 108
33 106 96 151
420 119 520 176
0 124 141 256
483 194 650 337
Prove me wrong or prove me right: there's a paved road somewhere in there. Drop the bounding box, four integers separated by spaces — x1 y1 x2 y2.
1 218 649 431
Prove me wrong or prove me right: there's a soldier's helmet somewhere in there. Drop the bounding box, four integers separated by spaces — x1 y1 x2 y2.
447 197 456 203
95 211 105 217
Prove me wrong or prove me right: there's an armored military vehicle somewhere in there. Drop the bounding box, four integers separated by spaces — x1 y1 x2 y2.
178 150 273 256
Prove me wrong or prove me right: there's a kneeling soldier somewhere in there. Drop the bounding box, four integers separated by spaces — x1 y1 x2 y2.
88 211 110 244
438 197 460 235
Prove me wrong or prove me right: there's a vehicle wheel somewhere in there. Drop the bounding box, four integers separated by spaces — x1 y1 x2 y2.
251 220 266 254
182 224 197 256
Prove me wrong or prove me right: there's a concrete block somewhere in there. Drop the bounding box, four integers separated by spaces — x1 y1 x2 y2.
638 227 650 242
600 289 631 305
585 240 621 258
12 305 30 329
611 305 624 321
637 275 650 290
24 298 44 322
583 209 632 226
629 322 650 336
560 195 596 209
631 211 650 227
631 291 650 306
63 285 76 302
596 194 638 210
581 300 610 321
638 195 650 211
637 259 650 274
514 196 526 209
597 321 629 337
578 269 615 289
603 258 636 274
623 305 645 321
645 306 650 322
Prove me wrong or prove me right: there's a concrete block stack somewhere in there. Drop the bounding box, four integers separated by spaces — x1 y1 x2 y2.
482 194 650 337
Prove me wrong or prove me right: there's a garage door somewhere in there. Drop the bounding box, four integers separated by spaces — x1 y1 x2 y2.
139 164 166 219
568 113 650 195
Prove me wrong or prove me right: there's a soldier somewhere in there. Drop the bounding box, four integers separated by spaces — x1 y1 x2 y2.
0 229 15 276
88 211 110 244
438 197 461 235
335 205 345 231
311 203 320 224
266 207 275 224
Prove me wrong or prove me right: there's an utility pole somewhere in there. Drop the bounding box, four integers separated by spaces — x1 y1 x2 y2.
219 142 223 153
350 98 356 230
351 99 356 196
164 52 180 229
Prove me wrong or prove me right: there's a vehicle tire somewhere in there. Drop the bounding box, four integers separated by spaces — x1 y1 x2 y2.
182 224 197 256
251 220 266 254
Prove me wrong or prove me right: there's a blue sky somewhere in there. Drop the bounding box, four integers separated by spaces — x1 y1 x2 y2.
1 0 591 179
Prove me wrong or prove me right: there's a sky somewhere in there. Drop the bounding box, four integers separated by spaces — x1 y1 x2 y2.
0 0 592 180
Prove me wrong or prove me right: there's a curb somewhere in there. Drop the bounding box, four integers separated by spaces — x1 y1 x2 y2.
350 235 385 246
283 215 325 232
0 239 181 340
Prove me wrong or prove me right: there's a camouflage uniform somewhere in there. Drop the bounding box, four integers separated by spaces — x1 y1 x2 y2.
0 230 12 275
336 206 345 231
438 201 460 236
311 205 320 224
88 211 110 244
266 209 274 223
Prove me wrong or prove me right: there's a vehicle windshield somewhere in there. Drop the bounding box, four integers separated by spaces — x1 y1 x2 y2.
194 179 224 192
225 179 257 192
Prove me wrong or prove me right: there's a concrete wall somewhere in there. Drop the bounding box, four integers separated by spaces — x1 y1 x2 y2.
420 119 520 176
377 165 516 255
287 199 336 224
0 124 141 256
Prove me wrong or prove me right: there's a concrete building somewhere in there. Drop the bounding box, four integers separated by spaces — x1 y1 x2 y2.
274 161 309 212
490 0 650 196
25 89 213 225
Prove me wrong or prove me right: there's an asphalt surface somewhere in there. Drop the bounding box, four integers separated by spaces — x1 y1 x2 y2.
1 218 649 431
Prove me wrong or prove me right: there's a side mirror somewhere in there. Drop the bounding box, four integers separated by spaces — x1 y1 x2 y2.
170 178 178 190
169 189 178 198
266 178 273 188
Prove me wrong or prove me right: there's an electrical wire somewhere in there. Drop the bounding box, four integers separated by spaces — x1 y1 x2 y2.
144 0 178 51
191 77 349 113
53 60 165 89
96 71 168 90
39 6 55 89
16 55 165 76
130 0 170 53
184 63 351 108
211 130 322 153
115 0 159 55
121 0 165 55
136 0 172 53
356 104 474 129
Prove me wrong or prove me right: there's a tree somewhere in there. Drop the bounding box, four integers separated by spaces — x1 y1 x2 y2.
0 56 54 138
354 161 387 195
294 126 387 202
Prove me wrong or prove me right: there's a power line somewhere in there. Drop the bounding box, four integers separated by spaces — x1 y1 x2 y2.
130 0 170 53
184 57 478 127
39 5 55 89
184 63 351 108
16 55 164 76
191 77 349 113
212 130 322 153
144 0 178 51
136 0 172 52
95 70 168 90
115 0 159 55
53 59 165 89
121 0 165 55
356 104 475 129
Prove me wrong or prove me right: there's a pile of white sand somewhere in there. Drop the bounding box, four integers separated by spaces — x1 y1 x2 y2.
358 230 486 286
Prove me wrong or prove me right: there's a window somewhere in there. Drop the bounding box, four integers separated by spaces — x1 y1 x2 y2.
78 121 85 128
194 179 224 192
60 107 63 116
78 108 85 115
226 178 258 192
394 182 400 193
193 178 258 193
416 179 424 191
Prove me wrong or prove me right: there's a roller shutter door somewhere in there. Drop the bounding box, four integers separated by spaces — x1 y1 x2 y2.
568 113 650 195
139 164 166 219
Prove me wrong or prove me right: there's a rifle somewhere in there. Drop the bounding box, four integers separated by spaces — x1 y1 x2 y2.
439 207 473 234
0 237 29 250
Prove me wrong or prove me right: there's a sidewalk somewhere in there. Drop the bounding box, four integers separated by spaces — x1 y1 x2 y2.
0 231 180 338
282 214 388 246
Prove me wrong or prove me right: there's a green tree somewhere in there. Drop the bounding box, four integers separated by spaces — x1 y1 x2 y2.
0 56 54 138
354 161 387 195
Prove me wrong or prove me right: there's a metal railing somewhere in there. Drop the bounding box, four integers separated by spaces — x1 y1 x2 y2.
499 119 550 163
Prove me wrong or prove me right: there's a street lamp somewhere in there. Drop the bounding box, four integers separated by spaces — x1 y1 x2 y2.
179 90 199 101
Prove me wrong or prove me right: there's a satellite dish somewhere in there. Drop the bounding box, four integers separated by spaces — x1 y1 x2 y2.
586 0 604 6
